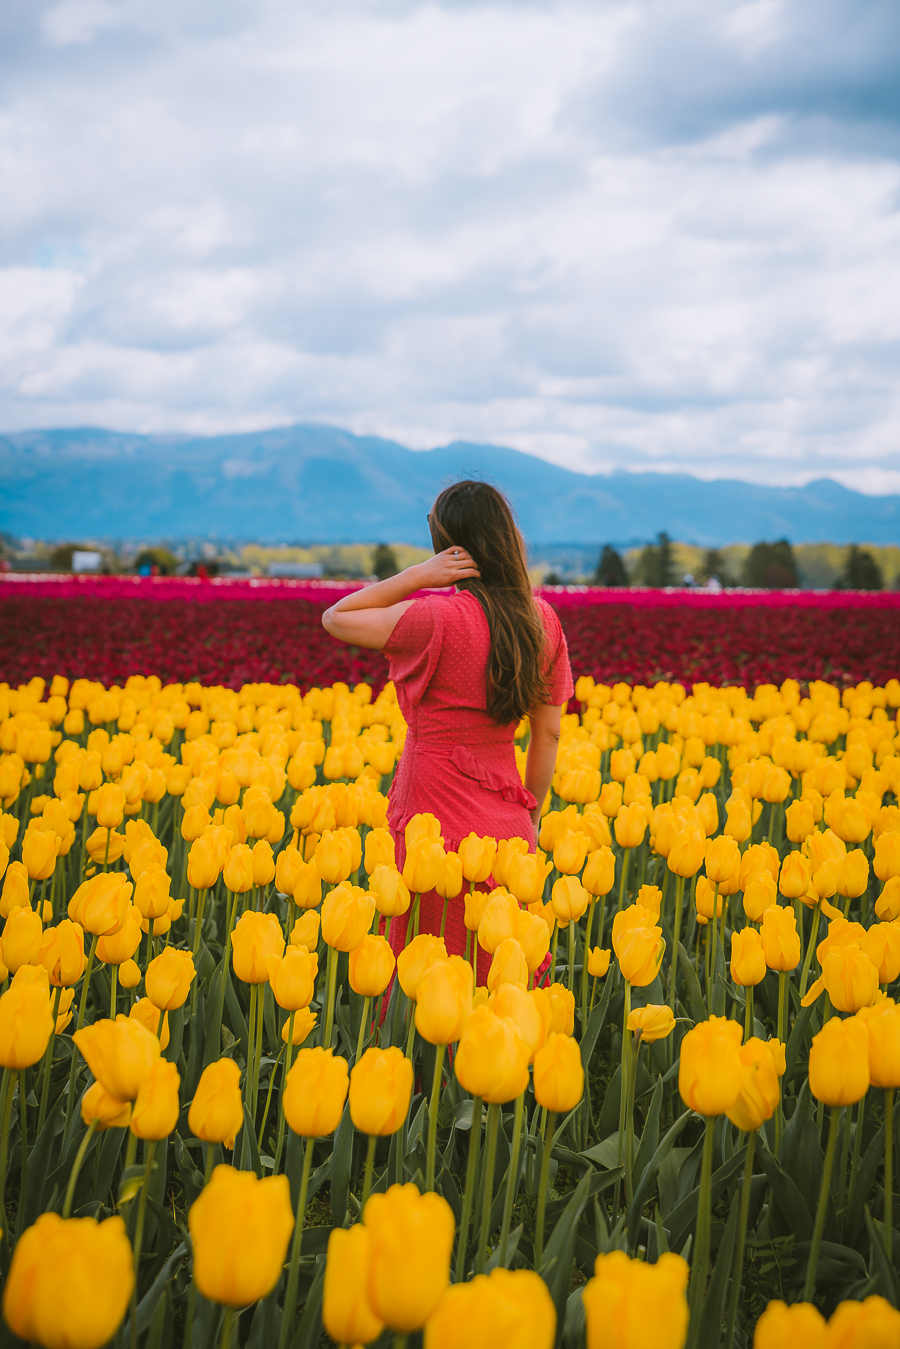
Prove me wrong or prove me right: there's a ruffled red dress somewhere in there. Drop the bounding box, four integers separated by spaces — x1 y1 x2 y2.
381 589 573 981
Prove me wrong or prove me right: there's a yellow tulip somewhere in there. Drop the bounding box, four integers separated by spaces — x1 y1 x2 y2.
679 1015 743 1116
415 956 474 1043
189 1058 244 1148
81 1081 132 1132
397 934 448 1000
129 1058 180 1140
145 947 196 1011
731 927 767 986
725 1036 781 1132
626 1004 676 1043
189 1165 294 1307
349 934 396 997
73 1014 160 1101
486 937 529 993
533 1032 583 1111
454 1006 530 1104
266 945 318 1011
761 905 801 972
323 1225 385 1347
363 1182 455 1333
282 1047 349 1136
425 1268 556 1349
0 982 55 1069
321 882 375 951
582 1250 689 1349
2 1212 134 1349
349 1046 414 1135
231 910 285 983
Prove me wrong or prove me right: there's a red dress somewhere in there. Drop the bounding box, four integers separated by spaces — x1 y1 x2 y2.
381 589 574 980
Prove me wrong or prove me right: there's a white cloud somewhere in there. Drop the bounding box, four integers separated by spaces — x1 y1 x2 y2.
1 0 899 493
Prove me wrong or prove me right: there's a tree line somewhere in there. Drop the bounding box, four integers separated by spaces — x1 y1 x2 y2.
592 536 887 590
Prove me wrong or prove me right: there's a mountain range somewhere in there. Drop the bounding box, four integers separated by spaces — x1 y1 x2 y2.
1 423 897 548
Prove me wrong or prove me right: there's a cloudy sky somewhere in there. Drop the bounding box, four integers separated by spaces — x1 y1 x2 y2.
2 0 899 491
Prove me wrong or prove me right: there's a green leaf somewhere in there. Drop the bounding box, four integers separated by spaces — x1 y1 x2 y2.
583 1134 621 1170
449 1098 474 1131
240 1102 263 1179
757 1140 813 1241
864 1208 900 1307
678 942 706 1025
845 1124 886 1247
540 1168 593 1327
118 1164 149 1206
666 1144 748 1254
144 1286 169 1349
580 968 614 1068
331 1102 353 1226
290 1253 326 1349
127 1242 187 1340
695 1182 739 1347
784 1003 814 1084
627 1109 692 1242
633 1076 663 1184
563 1287 586 1349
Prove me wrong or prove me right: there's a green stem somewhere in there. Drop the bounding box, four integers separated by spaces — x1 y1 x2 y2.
277 1135 315 1349
743 985 754 1042
549 925 559 983
245 983 258 1125
498 1092 525 1267
804 1105 840 1300
219 1307 236 1349
567 920 575 997
534 1109 557 1269
475 1102 500 1274
0 1071 17 1238
625 1037 640 1201
62 1118 98 1219
847 1092 866 1215
273 1012 296 1173
426 1043 446 1191
253 982 265 1114
37 984 64 1136
615 983 632 1212
885 1089 894 1261
258 1043 286 1152
64 931 101 1137
617 848 631 914
723 1130 756 1349
455 1096 483 1281
798 900 822 999
668 875 685 1012
191 887 207 964
597 893 608 950
687 1116 716 1347
321 945 338 1049
439 896 450 939
580 898 597 1029
355 996 371 1064
130 1140 157 1349
362 1133 377 1207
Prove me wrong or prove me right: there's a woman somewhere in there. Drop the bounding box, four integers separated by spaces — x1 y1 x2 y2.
322 480 573 976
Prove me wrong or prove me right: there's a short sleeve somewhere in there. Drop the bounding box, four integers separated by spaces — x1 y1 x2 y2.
382 596 445 706
538 599 574 706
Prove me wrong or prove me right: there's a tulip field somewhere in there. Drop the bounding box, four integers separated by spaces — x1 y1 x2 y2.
1 625 900 1344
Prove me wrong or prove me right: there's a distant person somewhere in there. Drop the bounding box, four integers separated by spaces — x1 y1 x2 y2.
322 480 573 979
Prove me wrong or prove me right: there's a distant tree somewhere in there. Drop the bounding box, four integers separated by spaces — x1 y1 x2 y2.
134 547 178 576
594 545 628 587
698 548 731 587
634 532 675 587
371 544 399 580
544 571 562 586
839 545 883 591
743 539 798 589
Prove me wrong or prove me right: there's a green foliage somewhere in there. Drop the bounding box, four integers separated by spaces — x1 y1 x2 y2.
839 545 884 591
134 547 179 575
742 539 799 589
594 545 628 587
371 543 400 580
634 532 676 586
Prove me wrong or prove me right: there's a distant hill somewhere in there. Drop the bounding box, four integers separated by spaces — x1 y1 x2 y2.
1 423 898 548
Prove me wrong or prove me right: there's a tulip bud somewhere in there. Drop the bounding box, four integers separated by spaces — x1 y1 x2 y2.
730 927 766 986
189 1165 294 1307
129 997 169 1049
397 934 448 1000
779 852 813 900
514 906 551 972
488 984 550 1062
454 1006 530 1103
582 1250 689 1349
187 836 219 890
808 1014 869 1106
349 1046 414 1135
322 882 375 951
145 948 196 1011
785 799 816 843
189 1058 244 1148
582 847 616 898
614 803 647 850
231 910 285 984
402 837 445 895
725 1036 781 1132
492 836 529 887
761 905 801 972
282 1046 349 1136
627 1004 676 1044
612 910 665 988
743 872 778 923
73 1014 160 1100
266 945 318 1011
0 906 43 974
95 782 126 829
323 1225 385 1348
130 1058 181 1140
0 860 29 919
0 982 55 1069
679 1015 743 1116
365 828 396 875
292 906 319 949
486 937 529 994
251 839 276 887
81 1080 132 1131
3 1212 134 1349
22 828 59 881
545 982 575 1035
857 1001 900 1089
588 947 611 977
874 831 900 882
363 1182 455 1333
133 864 171 920
415 956 474 1043
435 851 464 901
667 828 706 877
458 833 497 884
222 843 254 894
695 876 723 923
478 888 522 954
504 851 548 907
533 1032 584 1111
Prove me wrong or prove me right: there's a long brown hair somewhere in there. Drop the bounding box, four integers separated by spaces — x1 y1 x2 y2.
429 480 546 723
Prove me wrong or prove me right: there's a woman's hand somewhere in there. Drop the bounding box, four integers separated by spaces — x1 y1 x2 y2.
417 546 481 590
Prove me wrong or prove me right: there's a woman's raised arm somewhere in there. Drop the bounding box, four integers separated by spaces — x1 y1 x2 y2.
321 547 479 650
